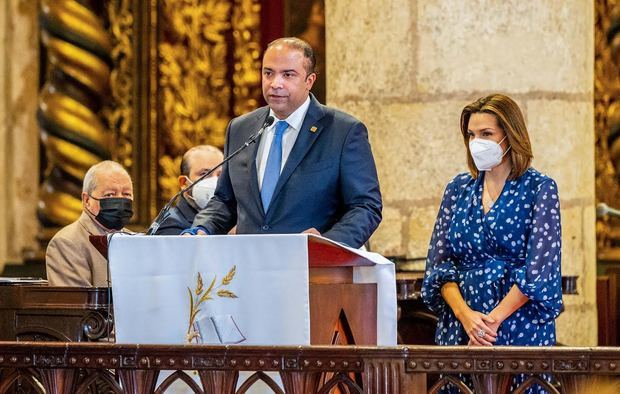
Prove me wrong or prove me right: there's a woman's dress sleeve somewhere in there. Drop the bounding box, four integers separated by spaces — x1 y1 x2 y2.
422 178 462 314
511 178 563 322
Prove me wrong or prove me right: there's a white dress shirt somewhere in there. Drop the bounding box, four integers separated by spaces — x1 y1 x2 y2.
256 96 311 190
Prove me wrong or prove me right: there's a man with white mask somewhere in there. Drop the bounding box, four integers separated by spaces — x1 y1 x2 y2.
154 145 223 235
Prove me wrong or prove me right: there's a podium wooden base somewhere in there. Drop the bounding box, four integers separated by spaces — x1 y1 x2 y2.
309 267 377 345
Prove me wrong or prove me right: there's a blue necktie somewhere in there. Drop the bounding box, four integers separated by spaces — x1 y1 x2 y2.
261 120 288 211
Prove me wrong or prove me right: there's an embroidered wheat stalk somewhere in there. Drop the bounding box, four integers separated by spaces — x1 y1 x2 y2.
186 265 238 343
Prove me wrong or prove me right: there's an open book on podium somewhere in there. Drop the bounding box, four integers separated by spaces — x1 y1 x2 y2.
91 233 396 346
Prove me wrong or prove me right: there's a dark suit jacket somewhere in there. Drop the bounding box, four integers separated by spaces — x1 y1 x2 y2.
154 195 198 235
193 95 382 248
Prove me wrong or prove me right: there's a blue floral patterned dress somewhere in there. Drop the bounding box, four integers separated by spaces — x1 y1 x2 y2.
422 168 562 347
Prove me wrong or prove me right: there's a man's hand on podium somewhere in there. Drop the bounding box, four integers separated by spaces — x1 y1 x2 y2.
302 228 321 236
180 226 208 236
181 227 319 236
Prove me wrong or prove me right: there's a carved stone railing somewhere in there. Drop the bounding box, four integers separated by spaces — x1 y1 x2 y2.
0 343 618 393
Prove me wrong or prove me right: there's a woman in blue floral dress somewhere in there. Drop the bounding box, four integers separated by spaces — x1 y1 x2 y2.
422 94 563 391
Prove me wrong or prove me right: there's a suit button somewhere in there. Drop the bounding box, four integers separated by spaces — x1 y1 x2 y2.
262 225 269 231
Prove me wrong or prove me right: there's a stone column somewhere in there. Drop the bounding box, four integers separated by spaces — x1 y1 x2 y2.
326 0 596 345
0 1 40 273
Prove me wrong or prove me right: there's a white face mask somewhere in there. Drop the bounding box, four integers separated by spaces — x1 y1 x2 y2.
188 176 218 209
468 136 510 171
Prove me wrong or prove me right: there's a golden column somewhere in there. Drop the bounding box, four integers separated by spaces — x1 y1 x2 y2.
35 0 263 240
37 0 112 232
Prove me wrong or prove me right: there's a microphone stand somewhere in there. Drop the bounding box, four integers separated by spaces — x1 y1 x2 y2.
597 202 620 218
146 115 275 235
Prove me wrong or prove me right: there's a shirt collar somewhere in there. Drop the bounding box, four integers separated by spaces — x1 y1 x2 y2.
268 95 311 131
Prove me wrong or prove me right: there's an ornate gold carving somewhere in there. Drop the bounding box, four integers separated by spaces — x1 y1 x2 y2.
596 1 620 253
156 0 262 201
38 0 263 227
158 0 234 200
232 0 262 116
158 155 182 203
38 0 112 226
106 0 135 171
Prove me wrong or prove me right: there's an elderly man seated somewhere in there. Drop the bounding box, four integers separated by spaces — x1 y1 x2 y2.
45 160 133 287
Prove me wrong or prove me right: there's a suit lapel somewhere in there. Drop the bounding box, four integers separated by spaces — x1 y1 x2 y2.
79 211 107 235
247 108 270 217
266 96 326 216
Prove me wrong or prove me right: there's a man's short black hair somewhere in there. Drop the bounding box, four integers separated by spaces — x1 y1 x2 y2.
266 37 316 75
180 145 223 176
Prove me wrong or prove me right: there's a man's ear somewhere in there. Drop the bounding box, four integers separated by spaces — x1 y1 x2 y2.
81 192 91 209
305 72 317 90
178 175 189 190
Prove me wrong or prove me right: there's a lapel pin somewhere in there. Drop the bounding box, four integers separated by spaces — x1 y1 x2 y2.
310 126 318 133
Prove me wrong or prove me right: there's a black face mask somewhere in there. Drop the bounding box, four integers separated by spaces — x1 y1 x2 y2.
89 196 133 230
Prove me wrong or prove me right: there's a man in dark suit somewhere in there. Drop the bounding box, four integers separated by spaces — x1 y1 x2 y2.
154 145 223 235
189 37 381 248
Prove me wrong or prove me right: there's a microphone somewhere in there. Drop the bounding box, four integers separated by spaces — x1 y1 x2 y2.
596 202 620 218
146 115 275 235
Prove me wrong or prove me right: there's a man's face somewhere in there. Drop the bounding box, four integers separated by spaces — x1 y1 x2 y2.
262 45 316 119
179 149 224 190
82 171 133 215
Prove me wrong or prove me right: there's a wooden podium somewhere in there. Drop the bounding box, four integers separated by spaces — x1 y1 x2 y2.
0 235 378 345
307 235 377 345
96 235 377 346
97 234 378 345
0 283 112 342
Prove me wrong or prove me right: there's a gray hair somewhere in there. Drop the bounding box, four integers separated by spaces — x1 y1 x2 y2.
82 161 131 194
180 145 224 176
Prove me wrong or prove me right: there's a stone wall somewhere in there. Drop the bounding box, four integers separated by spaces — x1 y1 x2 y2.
0 1 40 272
326 0 596 345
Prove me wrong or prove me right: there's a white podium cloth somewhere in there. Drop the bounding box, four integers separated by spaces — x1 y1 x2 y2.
353 251 398 346
108 234 310 345
108 234 397 346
